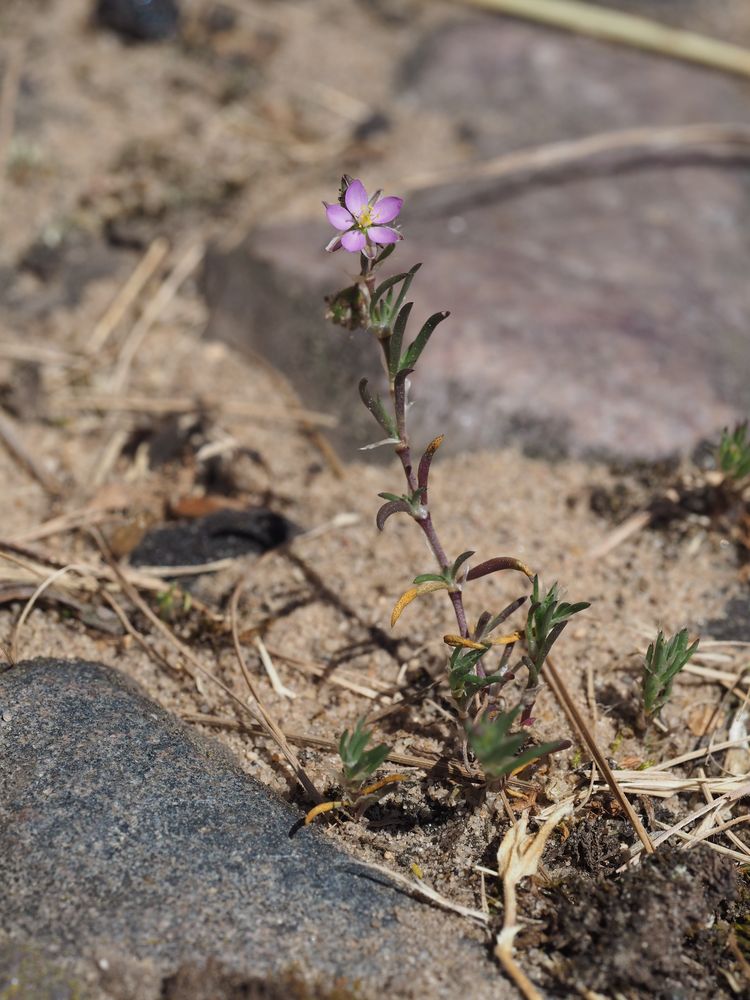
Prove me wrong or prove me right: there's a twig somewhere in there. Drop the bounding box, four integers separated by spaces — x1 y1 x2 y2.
586 510 652 561
240 345 345 479
642 736 747 775
622 781 750 867
86 237 171 354
653 824 750 865
350 858 488 925
404 123 750 198
229 578 320 799
253 635 296 700
93 529 321 802
462 0 750 79
57 392 337 428
697 766 750 859
0 409 62 495
10 564 87 661
110 242 205 392
267 647 389 699
0 340 83 367
544 655 654 854
182 711 480 780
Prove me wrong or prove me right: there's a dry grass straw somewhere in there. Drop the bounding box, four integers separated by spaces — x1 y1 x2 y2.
0 410 62 496
183 712 478 781
404 123 750 200
544 655 654 854
463 0 750 79
57 392 337 429
349 858 488 925
85 237 171 354
495 801 572 1000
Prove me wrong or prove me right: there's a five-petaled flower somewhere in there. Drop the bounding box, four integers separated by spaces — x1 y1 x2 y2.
324 179 403 258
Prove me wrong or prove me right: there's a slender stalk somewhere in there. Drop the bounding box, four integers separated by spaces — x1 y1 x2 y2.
390 372 470 638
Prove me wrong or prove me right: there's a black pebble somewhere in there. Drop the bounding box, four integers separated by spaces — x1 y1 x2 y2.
129 509 296 568
95 0 181 42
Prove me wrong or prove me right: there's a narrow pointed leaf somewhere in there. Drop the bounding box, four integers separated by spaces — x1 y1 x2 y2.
400 310 450 369
466 557 534 582
393 262 421 315
391 580 448 628
450 550 475 581
413 572 447 584
388 302 413 379
486 596 528 634
444 634 486 651
376 500 413 531
488 630 523 646
371 270 410 313
359 378 397 437
417 434 445 493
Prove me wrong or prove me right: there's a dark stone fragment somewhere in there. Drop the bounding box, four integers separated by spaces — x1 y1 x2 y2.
128 508 295 567
95 0 180 42
704 595 750 643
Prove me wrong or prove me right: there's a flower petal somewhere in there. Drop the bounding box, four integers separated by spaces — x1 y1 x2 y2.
324 203 353 230
324 235 343 253
371 196 403 224
368 226 402 246
341 229 366 253
344 179 368 218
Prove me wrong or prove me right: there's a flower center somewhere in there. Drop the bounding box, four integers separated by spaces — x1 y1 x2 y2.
358 206 374 229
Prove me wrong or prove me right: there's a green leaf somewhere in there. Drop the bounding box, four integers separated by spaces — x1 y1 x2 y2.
468 706 568 780
388 302 413 379
392 262 422 316
400 310 450 370
338 718 391 787
643 628 699 716
359 378 397 438
413 572 447 585
377 492 404 503
371 271 410 313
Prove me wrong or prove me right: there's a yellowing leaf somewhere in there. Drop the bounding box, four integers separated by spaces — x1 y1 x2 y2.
443 634 486 650
391 580 448 627
488 630 523 646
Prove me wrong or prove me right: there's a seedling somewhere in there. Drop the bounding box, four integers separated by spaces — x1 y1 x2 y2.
642 628 699 720
321 176 590 783
304 718 403 825
718 421 750 484
468 706 570 785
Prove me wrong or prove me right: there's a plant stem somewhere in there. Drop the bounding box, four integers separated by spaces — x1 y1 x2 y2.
390 381 470 639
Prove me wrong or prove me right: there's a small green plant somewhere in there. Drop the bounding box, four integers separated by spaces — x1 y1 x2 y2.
337 718 391 789
468 706 569 783
521 577 589 724
718 422 750 483
642 628 699 719
321 176 590 785
305 718 402 825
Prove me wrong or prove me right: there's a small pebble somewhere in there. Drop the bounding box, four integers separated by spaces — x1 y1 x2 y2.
2 710 12 723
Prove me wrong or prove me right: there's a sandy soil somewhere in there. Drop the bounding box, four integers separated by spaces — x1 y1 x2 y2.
2 1 750 996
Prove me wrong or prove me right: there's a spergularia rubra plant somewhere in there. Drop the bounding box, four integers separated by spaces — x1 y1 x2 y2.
322 175 589 786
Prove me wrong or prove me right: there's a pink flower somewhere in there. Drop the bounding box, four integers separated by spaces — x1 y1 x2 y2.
324 179 403 258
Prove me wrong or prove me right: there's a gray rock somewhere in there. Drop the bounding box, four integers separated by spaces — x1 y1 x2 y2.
0 659 503 999
203 16 750 462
